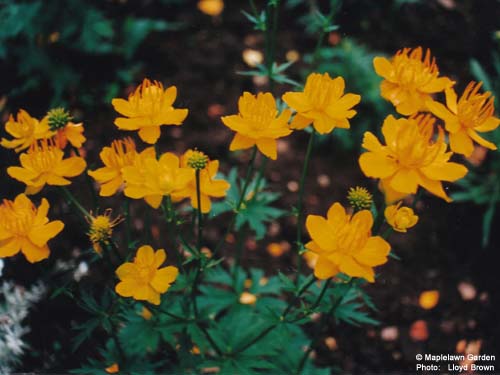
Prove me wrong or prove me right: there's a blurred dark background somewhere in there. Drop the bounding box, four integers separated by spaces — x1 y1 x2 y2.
1 0 500 372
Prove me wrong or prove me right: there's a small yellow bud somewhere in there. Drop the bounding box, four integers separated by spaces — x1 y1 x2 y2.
186 149 209 170
347 186 373 210
384 202 418 233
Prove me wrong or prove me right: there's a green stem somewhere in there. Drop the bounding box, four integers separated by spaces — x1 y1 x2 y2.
296 281 352 375
123 199 131 251
235 275 317 354
250 156 268 203
72 146 98 210
213 146 258 257
311 5 337 64
310 279 331 311
60 186 91 220
232 226 248 286
295 130 316 285
161 197 185 272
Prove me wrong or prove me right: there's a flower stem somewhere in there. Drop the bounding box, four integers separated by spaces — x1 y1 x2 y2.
296 280 352 375
161 196 185 273
295 129 316 285
213 146 258 257
235 275 317 354
72 146 99 210
59 186 91 220
123 199 131 252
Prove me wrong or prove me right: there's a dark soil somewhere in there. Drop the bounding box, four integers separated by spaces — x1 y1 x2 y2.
1 0 500 373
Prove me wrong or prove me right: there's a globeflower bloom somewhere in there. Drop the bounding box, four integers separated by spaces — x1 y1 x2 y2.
112 79 188 144
373 47 454 115
384 202 418 233
88 138 155 197
1 110 52 152
221 92 291 160
7 140 87 195
359 114 468 202
122 152 193 209
115 245 179 305
172 150 230 213
282 72 361 134
426 82 500 156
0 194 64 263
305 202 390 282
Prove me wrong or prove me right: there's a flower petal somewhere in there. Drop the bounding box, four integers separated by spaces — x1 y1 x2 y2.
359 152 397 179
28 221 64 247
313 256 339 279
138 126 161 144
256 138 277 160
21 240 50 263
306 215 335 250
150 266 178 293
354 237 390 267
229 133 255 151
136 245 155 265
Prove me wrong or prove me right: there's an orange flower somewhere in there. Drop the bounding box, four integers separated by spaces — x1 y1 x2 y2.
373 47 454 115
55 122 86 149
359 114 467 202
171 150 230 213
305 202 390 282
282 72 360 134
88 138 155 197
0 194 64 263
115 245 178 305
122 151 193 208
426 82 499 156
1 110 52 152
7 140 87 195
112 79 188 144
221 92 291 160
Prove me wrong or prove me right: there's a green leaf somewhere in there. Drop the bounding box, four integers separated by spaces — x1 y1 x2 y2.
121 17 172 59
470 59 493 92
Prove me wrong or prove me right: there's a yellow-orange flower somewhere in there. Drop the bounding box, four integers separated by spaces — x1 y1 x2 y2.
88 138 155 197
305 202 390 282
122 152 192 209
1 110 52 152
426 82 500 156
171 150 230 213
0 194 64 263
359 114 468 202
282 72 361 134
373 47 454 115
115 245 178 305
221 92 291 160
55 122 86 149
112 79 188 144
7 140 87 195
384 202 418 233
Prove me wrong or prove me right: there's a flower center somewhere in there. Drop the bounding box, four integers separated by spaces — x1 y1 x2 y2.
29 143 61 173
0 201 35 235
